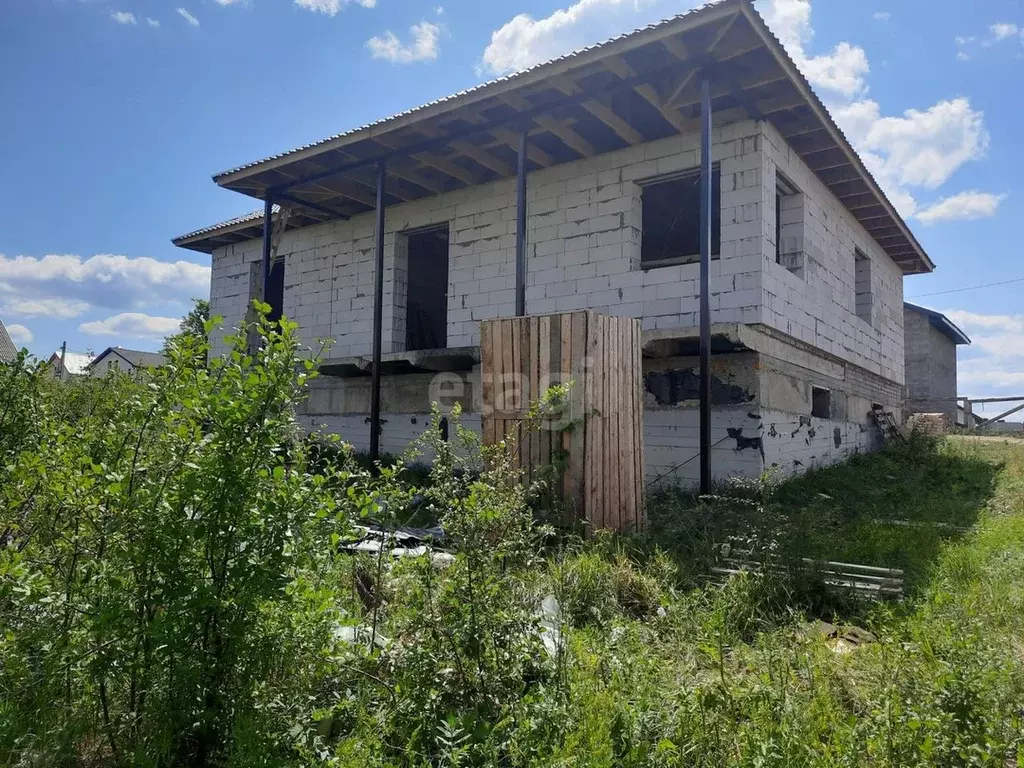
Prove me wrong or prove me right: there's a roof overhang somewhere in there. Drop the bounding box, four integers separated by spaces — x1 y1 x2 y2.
173 0 932 275
904 302 971 345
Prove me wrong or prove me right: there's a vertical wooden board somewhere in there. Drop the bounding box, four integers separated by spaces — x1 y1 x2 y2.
634 321 646 530
537 315 551 476
500 319 513 416
521 317 534 478
480 321 492 445
611 316 622 532
565 311 581 518
621 319 636 531
605 315 616 531
589 313 605 530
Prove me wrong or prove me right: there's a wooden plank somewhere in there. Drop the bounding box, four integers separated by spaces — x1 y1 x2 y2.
561 313 574 513
449 139 515 178
607 315 620 532
522 316 534 478
635 320 645 530
490 127 554 167
619 319 633 531
537 314 551 481
571 312 588 519
589 315 602 532
481 320 494 446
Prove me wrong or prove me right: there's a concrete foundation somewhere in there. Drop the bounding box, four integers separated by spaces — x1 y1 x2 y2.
296 322 895 485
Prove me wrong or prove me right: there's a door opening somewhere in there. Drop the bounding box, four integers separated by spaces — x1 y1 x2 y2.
405 225 449 351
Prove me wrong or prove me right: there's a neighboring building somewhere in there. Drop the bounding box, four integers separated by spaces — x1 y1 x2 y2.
903 303 970 422
87 347 167 377
173 0 934 484
981 419 1024 434
0 320 16 362
46 349 94 378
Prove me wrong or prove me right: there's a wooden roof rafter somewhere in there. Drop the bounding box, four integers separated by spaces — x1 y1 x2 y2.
174 0 931 274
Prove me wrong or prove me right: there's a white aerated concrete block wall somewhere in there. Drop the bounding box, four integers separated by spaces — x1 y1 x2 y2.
208 120 767 358
760 408 878 477
760 122 905 384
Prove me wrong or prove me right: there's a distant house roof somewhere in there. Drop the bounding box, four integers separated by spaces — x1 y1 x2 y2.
88 347 168 371
904 302 971 346
171 0 934 275
0 320 16 362
47 350 95 376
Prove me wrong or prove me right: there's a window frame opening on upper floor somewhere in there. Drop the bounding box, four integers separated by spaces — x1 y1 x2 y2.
854 247 873 327
403 223 451 352
775 170 805 277
639 164 721 270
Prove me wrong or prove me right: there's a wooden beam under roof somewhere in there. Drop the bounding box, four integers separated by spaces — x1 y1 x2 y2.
659 12 740 107
670 70 789 112
449 139 515 177
602 55 690 133
549 74 644 145
373 134 483 186
273 164 379 208
816 165 865 185
500 91 596 158
784 129 841 155
736 1 930 272
490 127 555 167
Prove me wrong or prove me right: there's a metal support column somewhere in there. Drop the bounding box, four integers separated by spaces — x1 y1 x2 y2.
515 128 528 316
261 195 274 303
698 76 713 494
369 161 387 463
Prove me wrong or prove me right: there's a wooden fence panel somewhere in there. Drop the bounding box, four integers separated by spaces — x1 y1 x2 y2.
480 311 644 533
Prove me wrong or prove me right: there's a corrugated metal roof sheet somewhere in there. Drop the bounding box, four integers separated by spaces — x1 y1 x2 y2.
47 350 94 376
213 0 733 181
173 205 278 244
175 0 931 274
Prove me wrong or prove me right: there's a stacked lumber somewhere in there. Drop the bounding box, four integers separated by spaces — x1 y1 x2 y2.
480 311 644 533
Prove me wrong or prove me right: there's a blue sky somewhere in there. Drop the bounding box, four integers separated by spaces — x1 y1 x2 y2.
1 0 1022 415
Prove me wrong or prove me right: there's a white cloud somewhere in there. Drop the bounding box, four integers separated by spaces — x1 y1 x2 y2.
932 310 1024 396
942 310 1024 335
79 313 181 340
434 6 444 15
836 98 989 190
872 12 890 22
146 17 160 27
0 254 210 316
956 51 970 62
989 22 1018 40
1 298 91 319
915 190 1006 224
214 0 243 4
294 0 374 15
762 0 870 98
480 0 673 76
176 7 199 26
959 366 1024 389
367 22 441 64
111 10 137 24
6 324 33 346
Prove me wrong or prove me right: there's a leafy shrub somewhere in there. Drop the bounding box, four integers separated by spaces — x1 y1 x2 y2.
0 305 355 765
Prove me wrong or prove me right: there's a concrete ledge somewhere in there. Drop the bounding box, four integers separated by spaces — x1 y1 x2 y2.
319 345 480 378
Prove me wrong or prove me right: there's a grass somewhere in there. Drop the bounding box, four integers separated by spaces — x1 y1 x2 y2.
536 435 1024 766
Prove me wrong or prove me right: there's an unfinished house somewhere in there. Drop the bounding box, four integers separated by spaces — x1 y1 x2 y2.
173 0 934 485
903 303 970 423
